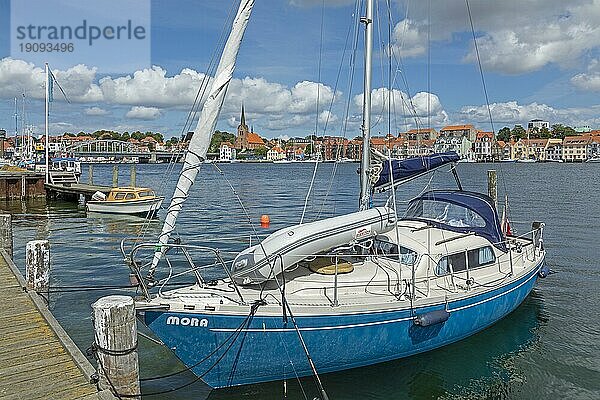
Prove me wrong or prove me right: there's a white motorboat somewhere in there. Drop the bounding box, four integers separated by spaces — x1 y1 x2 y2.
86 187 163 217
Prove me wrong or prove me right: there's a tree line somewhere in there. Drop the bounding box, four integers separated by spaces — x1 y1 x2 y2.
496 124 579 142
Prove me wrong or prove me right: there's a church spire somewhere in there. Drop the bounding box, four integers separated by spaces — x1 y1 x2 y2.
240 104 246 127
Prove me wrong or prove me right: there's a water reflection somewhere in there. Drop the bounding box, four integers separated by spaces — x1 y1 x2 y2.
208 291 546 400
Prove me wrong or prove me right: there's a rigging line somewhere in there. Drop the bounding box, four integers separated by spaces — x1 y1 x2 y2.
315 4 358 220
384 0 401 138
276 331 310 400
370 0 388 129
427 0 431 130
137 309 254 383
300 0 327 225
340 0 362 142
465 0 508 197
48 68 70 103
281 296 330 400
318 0 363 220
138 0 238 240
387 0 392 142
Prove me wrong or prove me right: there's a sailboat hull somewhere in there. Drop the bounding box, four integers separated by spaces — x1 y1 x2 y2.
141 257 543 389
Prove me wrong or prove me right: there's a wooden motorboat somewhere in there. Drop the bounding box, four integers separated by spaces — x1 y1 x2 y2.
86 187 163 217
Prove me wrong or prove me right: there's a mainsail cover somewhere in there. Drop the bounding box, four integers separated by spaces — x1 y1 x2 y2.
150 0 255 273
372 151 460 191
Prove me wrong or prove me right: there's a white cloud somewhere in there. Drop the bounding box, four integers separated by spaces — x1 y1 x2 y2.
99 66 208 107
84 106 109 116
318 110 338 125
125 106 162 120
391 19 427 58
0 57 343 134
389 0 600 74
354 88 449 128
459 100 600 128
0 58 101 102
571 59 600 91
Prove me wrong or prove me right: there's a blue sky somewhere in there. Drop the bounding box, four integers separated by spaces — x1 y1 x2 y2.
1 0 600 140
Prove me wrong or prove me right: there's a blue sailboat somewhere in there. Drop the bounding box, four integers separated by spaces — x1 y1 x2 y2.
125 0 548 390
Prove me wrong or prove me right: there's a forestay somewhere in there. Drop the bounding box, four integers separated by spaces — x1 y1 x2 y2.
150 0 255 273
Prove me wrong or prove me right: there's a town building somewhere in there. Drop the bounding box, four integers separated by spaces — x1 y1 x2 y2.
219 142 236 161
474 131 494 162
434 135 472 159
404 128 438 141
545 138 563 162
439 124 478 142
267 146 286 161
562 135 591 162
527 119 550 132
235 106 265 150
588 135 600 159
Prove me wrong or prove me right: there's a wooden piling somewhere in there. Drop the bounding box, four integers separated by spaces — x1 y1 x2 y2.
130 164 136 187
112 165 118 187
92 295 140 399
21 175 26 199
0 213 13 258
487 170 497 209
88 164 94 185
26 239 50 295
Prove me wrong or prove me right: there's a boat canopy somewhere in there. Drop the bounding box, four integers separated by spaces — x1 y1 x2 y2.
404 190 507 252
372 152 460 191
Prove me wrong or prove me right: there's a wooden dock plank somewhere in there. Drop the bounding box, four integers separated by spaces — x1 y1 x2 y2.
0 251 111 399
0 368 96 399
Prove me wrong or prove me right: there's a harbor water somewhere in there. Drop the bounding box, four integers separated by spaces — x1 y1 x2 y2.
3 162 599 399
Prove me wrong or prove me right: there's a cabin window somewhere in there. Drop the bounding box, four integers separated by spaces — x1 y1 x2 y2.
436 246 495 276
125 193 136 200
373 238 418 265
407 199 486 228
138 191 152 197
436 252 467 276
467 246 495 268
114 192 126 200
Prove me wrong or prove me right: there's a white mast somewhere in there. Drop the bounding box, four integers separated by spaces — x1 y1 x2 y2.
14 97 18 155
359 0 374 211
45 63 50 184
150 0 255 273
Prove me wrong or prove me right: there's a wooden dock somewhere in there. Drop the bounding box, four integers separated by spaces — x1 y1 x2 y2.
44 183 112 201
0 250 113 399
0 171 46 200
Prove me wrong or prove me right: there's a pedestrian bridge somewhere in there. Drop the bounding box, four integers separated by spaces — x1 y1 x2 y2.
66 140 184 162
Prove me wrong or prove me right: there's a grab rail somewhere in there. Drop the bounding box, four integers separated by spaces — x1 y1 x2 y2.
123 240 245 303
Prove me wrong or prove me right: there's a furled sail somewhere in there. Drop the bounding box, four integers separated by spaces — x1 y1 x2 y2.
150 0 255 273
371 151 460 192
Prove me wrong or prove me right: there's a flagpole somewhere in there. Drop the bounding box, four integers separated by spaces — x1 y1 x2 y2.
45 63 49 184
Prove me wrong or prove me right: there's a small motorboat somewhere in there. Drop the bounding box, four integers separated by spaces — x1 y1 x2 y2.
86 187 164 217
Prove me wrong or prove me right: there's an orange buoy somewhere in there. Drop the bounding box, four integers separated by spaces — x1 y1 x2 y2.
260 214 270 228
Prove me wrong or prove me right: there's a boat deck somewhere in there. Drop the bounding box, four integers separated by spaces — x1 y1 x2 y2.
0 250 113 399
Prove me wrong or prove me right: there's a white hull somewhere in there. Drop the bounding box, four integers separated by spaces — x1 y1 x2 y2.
86 198 163 215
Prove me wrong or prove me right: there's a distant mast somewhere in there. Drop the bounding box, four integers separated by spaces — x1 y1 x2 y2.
45 63 50 184
150 0 255 273
359 0 373 211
